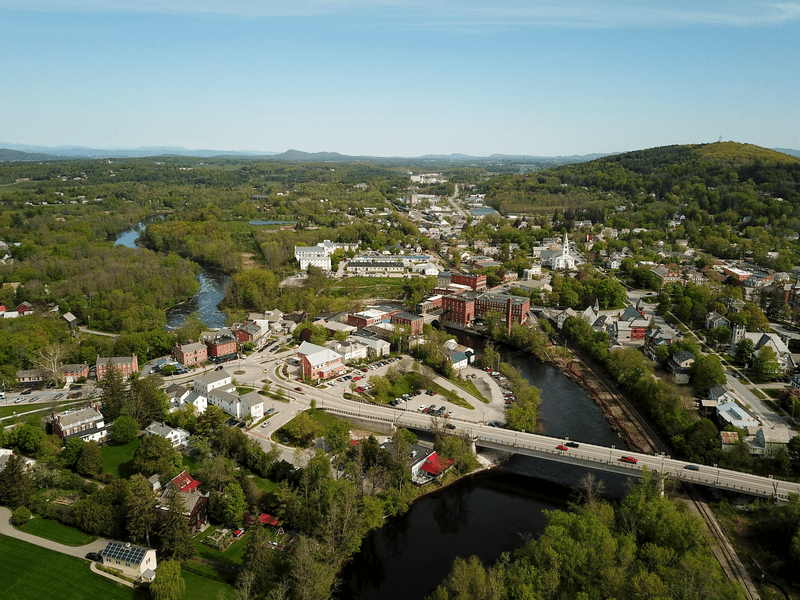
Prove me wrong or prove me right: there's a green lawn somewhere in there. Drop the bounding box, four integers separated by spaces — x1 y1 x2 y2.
0 533 146 600
100 438 140 479
182 568 236 599
15 517 97 546
252 475 282 494
0 399 82 420
451 379 489 404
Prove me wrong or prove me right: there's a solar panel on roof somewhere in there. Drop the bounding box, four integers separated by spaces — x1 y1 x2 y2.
101 542 148 563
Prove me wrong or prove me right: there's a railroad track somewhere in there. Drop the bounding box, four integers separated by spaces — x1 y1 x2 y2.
684 483 761 600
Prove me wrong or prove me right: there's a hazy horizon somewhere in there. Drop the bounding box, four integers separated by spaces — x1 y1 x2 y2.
2 1 799 156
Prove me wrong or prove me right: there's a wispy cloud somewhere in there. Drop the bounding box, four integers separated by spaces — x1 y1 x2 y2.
4 0 800 28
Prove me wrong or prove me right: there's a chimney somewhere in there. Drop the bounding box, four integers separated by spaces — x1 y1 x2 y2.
507 297 513 337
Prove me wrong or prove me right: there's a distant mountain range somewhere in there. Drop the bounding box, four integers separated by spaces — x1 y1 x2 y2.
1 142 798 165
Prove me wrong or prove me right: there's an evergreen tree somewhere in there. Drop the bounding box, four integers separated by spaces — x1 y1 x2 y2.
99 360 127 421
0 454 35 508
159 489 194 560
126 474 159 547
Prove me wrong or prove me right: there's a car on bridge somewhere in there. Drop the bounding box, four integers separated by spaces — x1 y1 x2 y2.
684 464 700 471
556 444 569 451
566 442 579 448
620 456 638 464
295 387 303 391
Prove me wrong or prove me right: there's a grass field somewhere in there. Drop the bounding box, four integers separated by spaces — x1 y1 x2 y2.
0 533 235 600
100 438 140 478
451 379 489 404
0 534 145 600
15 517 97 546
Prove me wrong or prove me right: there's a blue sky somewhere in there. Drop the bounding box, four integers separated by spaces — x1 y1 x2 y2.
1 1 799 156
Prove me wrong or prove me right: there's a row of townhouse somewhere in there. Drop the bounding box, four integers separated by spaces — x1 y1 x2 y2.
18 354 138 386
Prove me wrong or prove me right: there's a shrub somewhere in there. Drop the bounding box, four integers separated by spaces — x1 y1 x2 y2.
11 506 31 526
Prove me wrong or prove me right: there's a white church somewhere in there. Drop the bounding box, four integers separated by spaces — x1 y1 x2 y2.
541 233 577 271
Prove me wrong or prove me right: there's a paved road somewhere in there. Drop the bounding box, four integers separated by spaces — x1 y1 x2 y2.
0 506 108 558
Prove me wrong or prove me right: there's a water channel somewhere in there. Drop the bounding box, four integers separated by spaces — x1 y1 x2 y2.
114 222 230 329
338 333 630 600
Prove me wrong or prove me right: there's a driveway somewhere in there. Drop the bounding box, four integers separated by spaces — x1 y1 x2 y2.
0 507 108 559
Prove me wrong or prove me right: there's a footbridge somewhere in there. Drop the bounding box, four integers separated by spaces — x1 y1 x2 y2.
323 405 800 502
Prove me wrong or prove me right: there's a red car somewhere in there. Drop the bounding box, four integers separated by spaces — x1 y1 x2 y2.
353 376 362 381
556 444 569 451
620 456 638 464
295 387 303 392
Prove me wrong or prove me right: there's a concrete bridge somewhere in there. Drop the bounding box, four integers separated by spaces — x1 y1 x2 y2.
322 405 800 502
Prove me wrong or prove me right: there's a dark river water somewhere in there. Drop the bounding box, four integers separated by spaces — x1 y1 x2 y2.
338 333 630 600
114 222 229 329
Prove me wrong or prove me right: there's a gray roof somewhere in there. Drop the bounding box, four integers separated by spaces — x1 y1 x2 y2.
56 406 102 429
195 370 231 386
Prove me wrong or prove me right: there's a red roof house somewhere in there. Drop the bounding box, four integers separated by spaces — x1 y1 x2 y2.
420 452 454 477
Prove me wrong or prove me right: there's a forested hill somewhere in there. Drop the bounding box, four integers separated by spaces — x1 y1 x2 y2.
480 142 800 257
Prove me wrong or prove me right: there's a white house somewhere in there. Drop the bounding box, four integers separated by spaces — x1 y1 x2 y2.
100 541 157 582
145 422 190 448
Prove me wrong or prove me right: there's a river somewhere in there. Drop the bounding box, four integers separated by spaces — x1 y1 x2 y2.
114 221 229 329
338 334 630 600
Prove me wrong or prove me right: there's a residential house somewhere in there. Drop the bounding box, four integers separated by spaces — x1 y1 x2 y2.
51 405 107 443
719 431 740 451
667 350 695 384
716 401 759 430
650 265 683 285
705 311 730 330
748 426 793 456
411 449 454 485
707 384 736 406
730 324 796 373
644 324 679 360
161 471 209 533
145 422 190 448
100 542 157 582
16 301 34 315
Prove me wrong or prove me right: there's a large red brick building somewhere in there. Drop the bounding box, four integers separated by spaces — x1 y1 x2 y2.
203 334 237 360
390 311 424 335
96 355 138 380
450 273 487 292
475 293 530 325
442 294 476 325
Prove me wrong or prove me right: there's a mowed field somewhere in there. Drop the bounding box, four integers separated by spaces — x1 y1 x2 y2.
0 534 143 600
0 534 234 600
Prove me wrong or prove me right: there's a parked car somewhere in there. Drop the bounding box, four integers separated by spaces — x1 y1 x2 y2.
620 456 638 464
85 552 102 561
417 405 427 412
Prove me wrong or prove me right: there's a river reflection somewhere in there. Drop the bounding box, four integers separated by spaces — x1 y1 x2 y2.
339 334 631 600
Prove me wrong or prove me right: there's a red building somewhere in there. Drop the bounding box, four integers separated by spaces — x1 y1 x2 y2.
96 355 138 380
347 309 394 330
450 273 487 292
474 293 530 325
58 363 89 384
171 342 208 366
204 334 237 360
391 312 424 335
442 294 476 325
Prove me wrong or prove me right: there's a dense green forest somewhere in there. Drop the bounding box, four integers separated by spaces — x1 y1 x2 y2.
429 471 748 600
